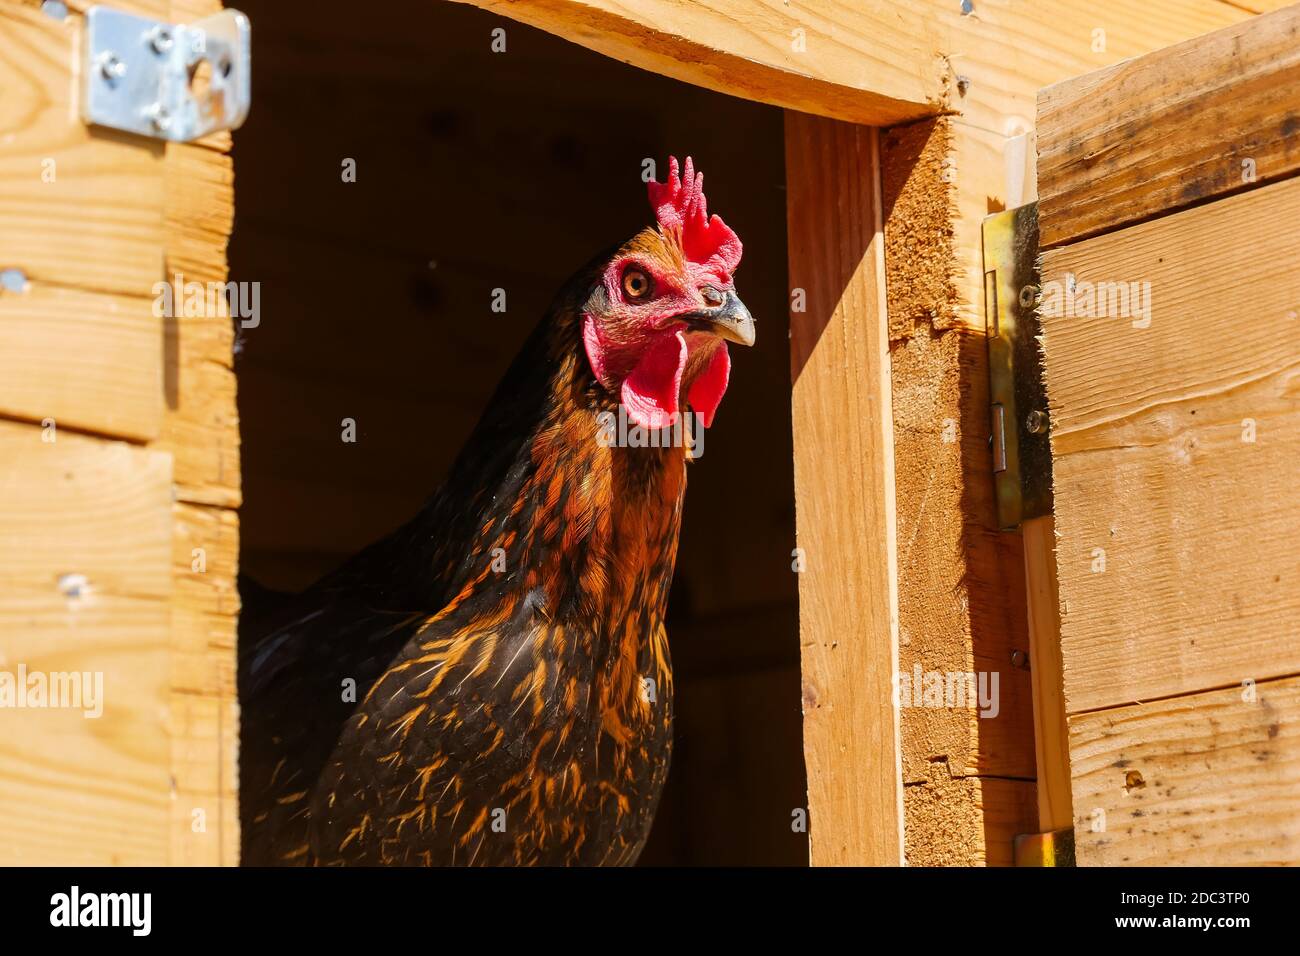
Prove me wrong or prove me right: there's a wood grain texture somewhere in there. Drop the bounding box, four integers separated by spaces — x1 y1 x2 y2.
1070 675 1300 865
903 769 1036 867
1022 516 1072 832
160 139 240 510
454 0 942 127
882 115 1040 864
786 115 901 866
1041 177 1300 714
1038 2 1300 248
935 0 1249 140
934 0 1249 330
161 0 240 865
169 501 239 865
1220 0 1297 11
0 2 165 297
0 421 173 865
886 0 1266 864
0 283 162 441
0 0 239 864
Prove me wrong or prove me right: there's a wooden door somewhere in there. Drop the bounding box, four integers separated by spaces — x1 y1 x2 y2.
1034 5 1300 865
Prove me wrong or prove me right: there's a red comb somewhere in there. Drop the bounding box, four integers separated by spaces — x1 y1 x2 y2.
647 156 742 285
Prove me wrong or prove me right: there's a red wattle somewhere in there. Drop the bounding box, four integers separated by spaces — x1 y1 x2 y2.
687 344 730 428
620 331 687 429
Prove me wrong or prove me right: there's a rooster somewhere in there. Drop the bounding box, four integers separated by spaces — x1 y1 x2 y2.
239 157 754 866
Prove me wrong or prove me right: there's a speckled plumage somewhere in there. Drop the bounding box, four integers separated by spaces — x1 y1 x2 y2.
240 237 700 866
240 155 752 866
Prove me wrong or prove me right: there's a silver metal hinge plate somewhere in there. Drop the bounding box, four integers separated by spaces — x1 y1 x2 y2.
983 202 1053 531
82 5 250 142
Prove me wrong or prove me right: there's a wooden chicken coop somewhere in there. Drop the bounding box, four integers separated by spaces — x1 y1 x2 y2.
0 0 1297 866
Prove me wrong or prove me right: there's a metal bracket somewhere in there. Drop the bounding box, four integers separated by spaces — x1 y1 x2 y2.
82 5 250 142
983 202 1052 531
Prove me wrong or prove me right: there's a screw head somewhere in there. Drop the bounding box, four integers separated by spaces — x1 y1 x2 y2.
147 103 172 133
1026 409 1049 434
149 26 175 54
0 268 30 293
98 52 126 84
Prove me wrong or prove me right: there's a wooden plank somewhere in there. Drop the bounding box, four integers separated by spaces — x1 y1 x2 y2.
936 0 1249 142
786 115 902 866
454 0 941 127
159 140 240 509
0 421 173 865
163 0 240 864
0 1 165 297
169 501 239 866
1041 176 1300 714
1038 3 1300 248
932 0 1248 330
1022 516 1073 832
880 116 1040 864
1070 675 1300 865
1223 0 1297 11
456 0 1250 140
903 768 1035 866
0 283 162 441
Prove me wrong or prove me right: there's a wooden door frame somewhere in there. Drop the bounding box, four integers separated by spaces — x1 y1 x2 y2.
457 0 1271 866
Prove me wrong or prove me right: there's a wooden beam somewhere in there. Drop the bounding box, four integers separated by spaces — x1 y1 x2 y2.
786 115 902 866
163 0 240 865
1040 176 1300 714
1070 675 1300 865
1039 3 1300 248
160 140 240 510
882 117 1039 864
453 0 942 127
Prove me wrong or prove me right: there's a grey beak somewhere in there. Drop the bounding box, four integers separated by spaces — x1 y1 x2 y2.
691 291 756 347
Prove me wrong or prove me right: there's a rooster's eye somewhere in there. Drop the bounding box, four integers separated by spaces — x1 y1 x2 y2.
622 268 653 301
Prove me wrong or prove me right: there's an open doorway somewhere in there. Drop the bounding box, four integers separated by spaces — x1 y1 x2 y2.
230 0 803 864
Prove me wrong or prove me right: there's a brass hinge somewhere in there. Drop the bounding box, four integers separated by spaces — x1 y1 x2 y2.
982 202 1052 531
1014 828 1075 867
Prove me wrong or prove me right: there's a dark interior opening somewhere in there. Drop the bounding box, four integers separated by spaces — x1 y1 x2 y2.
230 0 804 864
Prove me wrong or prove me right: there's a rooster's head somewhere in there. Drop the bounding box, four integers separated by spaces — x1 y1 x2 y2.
580 156 753 430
